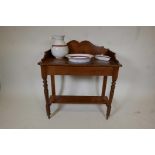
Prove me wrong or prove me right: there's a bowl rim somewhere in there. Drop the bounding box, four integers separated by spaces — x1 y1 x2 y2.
95 54 110 58
65 53 94 59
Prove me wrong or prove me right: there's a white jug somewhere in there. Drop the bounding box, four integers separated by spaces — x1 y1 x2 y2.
51 35 68 59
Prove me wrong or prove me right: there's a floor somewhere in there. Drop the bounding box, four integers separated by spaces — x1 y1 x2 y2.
0 94 155 129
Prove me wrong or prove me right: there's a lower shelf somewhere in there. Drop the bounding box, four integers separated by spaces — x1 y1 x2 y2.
50 95 108 104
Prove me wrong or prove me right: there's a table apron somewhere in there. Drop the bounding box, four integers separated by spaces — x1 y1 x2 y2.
46 66 113 76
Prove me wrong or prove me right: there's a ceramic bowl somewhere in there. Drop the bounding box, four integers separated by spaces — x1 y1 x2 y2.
95 55 110 61
65 54 93 63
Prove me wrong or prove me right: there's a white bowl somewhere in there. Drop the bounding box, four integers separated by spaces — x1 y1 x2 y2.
65 54 93 63
95 55 110 61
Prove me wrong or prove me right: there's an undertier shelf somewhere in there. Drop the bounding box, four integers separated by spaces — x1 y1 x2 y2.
50 95 109 104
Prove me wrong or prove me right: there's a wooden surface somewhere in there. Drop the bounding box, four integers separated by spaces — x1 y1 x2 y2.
39 56 121 67
50 96 108 104
38 40 122 120
46 66 113 75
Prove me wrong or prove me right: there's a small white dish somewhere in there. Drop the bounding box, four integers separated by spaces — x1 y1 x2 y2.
65 54 93 63
95 55 110 61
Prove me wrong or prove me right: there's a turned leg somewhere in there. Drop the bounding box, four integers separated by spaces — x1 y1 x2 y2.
43 76 51 119
106 77 117 119
51 75 56 102
106 104 111 120
102 76 107 97
106 67 119 119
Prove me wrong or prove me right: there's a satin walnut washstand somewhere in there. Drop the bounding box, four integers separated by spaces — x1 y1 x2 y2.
38 40 122 119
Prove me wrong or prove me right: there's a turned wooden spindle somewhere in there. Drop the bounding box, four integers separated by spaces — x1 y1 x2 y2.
43 77 51 119
51 75 56 103
102 76 107 97
106 79 116 119
106 67 119 119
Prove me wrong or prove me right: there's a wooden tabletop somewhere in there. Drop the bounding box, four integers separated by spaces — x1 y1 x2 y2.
39 56 121 67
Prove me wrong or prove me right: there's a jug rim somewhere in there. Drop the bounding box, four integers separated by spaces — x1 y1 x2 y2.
52 35 65 40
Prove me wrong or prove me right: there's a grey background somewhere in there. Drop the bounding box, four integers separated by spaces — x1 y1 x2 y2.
0 26 155 128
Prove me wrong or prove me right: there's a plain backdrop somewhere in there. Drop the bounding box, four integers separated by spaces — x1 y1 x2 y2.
0 26 155 128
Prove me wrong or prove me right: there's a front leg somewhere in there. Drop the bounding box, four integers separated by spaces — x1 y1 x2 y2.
43 76 51 119
106 79 116 119
106 68 119 119
106 104 111 120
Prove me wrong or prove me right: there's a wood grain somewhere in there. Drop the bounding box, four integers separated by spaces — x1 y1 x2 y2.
50 95 108 104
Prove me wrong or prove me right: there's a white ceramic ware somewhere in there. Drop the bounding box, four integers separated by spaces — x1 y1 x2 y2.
95 55 110 61
51 35 69 59
65 54 93 63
